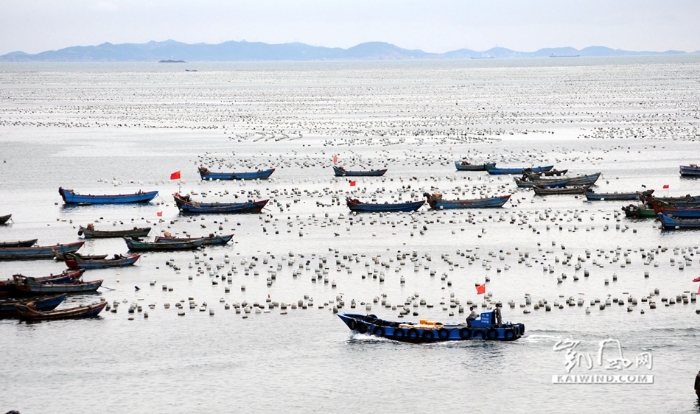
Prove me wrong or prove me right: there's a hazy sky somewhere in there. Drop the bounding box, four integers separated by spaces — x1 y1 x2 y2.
1 0 698 55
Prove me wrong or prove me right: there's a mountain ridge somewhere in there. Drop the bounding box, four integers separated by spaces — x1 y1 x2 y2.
0 40 689 62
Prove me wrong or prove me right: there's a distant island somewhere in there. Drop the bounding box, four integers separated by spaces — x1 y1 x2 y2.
0 39 690 62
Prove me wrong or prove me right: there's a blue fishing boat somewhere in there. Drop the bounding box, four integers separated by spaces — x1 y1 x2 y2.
15 300 107 321
13 275 103 295
346 198 424 213
333 166 387 177
124 237 206 251
515 172 601 188
423 193 510 209
657 213 700 230
173 193 268 214
198 166 275 180
680 164 700 177
0 294 67 318
64 253 141 270
0 214 11 225
59 187 158 205
0 241 83 261
454 161 496 171
338 310 524 342
585 189 652 201
155 233 233 246
486 165 553 175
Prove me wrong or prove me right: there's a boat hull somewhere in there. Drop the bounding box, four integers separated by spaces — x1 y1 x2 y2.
534 186 589 195
0 239 38 248
64 253 140 270
346 198 424 213
173 193 268 214
333 166 387 177
680 165 700 176
59 187 158 204
622 204 656 219
516 173 601 188
424 193 510 209
0 294 67 318
657 213 700 229
154 234 233 246
16 301 107 321
585 191 642 201
124 238 206 251
0 242 83 261
13 275 103 295
486 165 553 175
79 226 151 239
454 162 495 171
199 168 275 180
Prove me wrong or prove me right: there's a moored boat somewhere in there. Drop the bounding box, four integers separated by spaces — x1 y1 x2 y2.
0 239 38 248
173 193 268 214
0 294 67 318
198 166 275 180
78 224 151 239
0 241 83 261
423 193 510 209
124 237 206 251
346 198 424 213
64 253 140 270
0 270 84 297
680 164 700 177
657 213 700 230
15 300 107 321
154 233 233 246
533 186 590 195
59 187 158 205
337 310 524 342
454 161 496 171
585 189 652 201
333 166 387 177
486 165 553 175
13 275 102 295
622 204 656 219
0 214 11 224
515 172 601 189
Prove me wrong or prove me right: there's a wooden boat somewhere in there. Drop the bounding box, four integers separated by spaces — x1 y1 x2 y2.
124 237 206 251
333 166 387 177
423 193 510 209
78 224 151 239
485 165 553 175
454 161 495 171
0 214 11 225
346 198 424 213
58 187 158 204
515 172 601 188
0 294 67 318
154 233 233 246
1 270 84 297
198 166 275 180
53 251 108 261
64 253 140 270
13 275 102 295
651 201 700 219
533 186 589 196
585 189 652 201
337 310 524 343
0 241 83 261
640 193 700 205
680 164 700 177
0 239 38 248
173 193 268 214
621 204 656 219
15 300 107 321
657 213 700 230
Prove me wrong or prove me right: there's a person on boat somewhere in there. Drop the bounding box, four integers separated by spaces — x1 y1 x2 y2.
466 306 477 326
494 303 503 326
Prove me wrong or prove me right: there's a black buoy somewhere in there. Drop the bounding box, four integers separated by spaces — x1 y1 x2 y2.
135 286 140 291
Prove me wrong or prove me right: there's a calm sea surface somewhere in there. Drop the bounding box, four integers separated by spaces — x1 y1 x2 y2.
1 57 700 413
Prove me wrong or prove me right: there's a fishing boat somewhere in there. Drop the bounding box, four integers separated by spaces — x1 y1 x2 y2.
651 200 700 218
657 213 700 230
333 166 387 177
621 204 656 219
423 193 510 209
346 198 424 213
640 193 700 205
0 241 83 261
78 224 151 239
0 239 38 248
585 189 652 201
337 310 524 343
0 270 84 297
198 166 275 180
53 251 108 261
173 193 268 214
15 300 107 321
124 237 206 251
485 165 553 175
154 233 233 246
58 187 158 205
515 172 601 189
533 186 590 196
0 214 11 224
13 275 103 295
0 294 67 318
454 161 496 171
64 253 140 270
680 164 700 177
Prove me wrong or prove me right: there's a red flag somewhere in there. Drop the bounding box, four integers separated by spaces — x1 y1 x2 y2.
476 284 486 295
662 184 669 189
333 155 338 164
170 171 181 180
349 180 356 187
156 211 163 217
692 276 700 282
